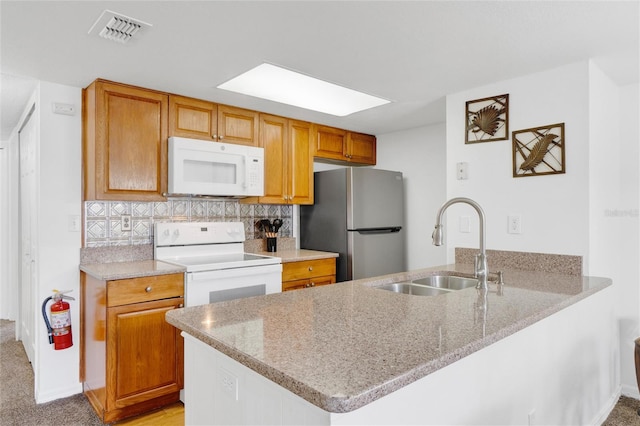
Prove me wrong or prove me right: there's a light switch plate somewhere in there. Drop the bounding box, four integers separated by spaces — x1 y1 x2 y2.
459 216 470 233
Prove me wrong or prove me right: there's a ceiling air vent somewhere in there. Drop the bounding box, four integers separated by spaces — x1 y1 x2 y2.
88 10 152 44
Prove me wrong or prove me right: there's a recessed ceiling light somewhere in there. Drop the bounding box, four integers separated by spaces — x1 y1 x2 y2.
217 63 390 116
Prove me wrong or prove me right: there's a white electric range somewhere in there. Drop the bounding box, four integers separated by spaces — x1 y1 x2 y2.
154 221 282 307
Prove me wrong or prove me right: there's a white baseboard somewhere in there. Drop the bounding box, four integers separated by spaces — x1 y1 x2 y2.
622 383 640 400
35 382 83 404
591 386 622 426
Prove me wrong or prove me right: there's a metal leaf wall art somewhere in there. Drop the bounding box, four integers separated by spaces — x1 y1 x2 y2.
512 123 565 178
465 94 509 144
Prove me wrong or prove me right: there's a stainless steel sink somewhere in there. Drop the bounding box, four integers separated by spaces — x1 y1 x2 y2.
412 275 478 290
377 282 451 296
375 274 478 296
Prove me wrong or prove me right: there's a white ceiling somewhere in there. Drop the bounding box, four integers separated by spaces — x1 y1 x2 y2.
1 1 638 141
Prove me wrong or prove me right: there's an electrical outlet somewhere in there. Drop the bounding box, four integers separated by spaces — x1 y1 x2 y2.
508 215 522 234
121 215 132 231
220 368 239 400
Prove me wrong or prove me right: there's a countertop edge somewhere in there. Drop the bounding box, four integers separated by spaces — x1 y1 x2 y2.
80 260 186 281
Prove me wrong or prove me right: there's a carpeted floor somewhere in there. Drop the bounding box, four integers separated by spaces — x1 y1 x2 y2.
1 318 640 425
0 319 102 426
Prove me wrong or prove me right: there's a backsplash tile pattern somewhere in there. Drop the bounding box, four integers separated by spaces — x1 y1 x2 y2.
85 199 292 247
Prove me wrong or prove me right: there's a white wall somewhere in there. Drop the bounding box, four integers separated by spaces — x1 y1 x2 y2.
34 81 83 402
588 73 639 398
445 61 591 265
376 124 447 270
444 60 640 398
1 81 83 402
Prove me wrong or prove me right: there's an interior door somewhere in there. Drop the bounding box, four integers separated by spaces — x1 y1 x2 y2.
19 105 37 365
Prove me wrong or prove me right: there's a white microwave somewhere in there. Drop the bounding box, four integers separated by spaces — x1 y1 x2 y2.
168 137 264 197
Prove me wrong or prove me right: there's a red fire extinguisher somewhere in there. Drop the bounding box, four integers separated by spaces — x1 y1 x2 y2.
42 290 74 350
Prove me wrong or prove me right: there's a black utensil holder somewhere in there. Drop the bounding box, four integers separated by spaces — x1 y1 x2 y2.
266 237 277 252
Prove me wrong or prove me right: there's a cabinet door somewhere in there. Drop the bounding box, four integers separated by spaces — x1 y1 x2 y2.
168 95 217 140
313 125 347 161
84 80 168 201
106 297 183 410
347 132 376 165
217 105 259 146
259 114 288 204
288 120 314 205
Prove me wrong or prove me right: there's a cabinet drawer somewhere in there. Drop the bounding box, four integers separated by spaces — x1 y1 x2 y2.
282 258 336 282
282 275 336 292
107 273 184 307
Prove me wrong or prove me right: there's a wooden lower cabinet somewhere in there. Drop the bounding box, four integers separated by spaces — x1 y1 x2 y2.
81 272 184 423
281 258 336 292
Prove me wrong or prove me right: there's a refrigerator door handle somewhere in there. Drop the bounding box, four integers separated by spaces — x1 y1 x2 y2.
353 227 402 235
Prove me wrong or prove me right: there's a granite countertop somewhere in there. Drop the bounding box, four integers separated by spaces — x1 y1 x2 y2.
254 249 339 263
80 260 186 281
165 264 611 414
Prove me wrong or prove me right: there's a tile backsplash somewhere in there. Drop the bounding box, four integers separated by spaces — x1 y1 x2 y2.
84 199 292 247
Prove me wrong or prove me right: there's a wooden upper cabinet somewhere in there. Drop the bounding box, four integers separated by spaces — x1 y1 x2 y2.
168 96 258 146
288 119 314 204
256 114 313 205
313 125 376 165
313 125 347 161
168 95 217 140
217 105 259 146
346 131 377 165
83 80 168 201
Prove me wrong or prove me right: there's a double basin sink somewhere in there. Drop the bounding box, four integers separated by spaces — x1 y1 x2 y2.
376 274 478 296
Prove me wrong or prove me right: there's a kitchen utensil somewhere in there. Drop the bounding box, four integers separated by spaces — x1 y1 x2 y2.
259 219 272 231
273 219 283 233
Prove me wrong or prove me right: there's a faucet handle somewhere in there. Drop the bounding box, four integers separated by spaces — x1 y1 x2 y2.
495 271 505 285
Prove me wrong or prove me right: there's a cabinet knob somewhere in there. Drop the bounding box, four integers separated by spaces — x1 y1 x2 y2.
219 135 224 140
212 134 217 140
310 282 315 287
179 303 184 308
308 266 313 271
145 286 152 293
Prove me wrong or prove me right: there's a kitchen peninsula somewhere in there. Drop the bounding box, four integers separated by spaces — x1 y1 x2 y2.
166 252 616 425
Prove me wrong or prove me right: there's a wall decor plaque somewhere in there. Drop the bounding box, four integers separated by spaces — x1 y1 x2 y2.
512 122 565 178
465 94 509 144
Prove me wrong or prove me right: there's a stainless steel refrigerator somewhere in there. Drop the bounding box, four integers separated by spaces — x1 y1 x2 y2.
300 167 405 282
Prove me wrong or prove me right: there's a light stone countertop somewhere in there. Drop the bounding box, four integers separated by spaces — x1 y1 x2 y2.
165 264 611 413
253 249 339 263
80 260 186 281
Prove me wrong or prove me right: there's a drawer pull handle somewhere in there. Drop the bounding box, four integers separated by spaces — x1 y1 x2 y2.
145 286 152 293
308 266 313 271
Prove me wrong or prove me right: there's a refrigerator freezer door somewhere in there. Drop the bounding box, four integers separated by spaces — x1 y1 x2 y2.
348 228 405 281
347 168 404 230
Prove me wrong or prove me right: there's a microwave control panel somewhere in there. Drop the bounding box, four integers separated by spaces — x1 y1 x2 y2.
246 156 263 193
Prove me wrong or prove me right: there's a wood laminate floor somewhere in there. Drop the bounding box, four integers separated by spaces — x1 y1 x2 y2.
114 402 184 426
